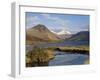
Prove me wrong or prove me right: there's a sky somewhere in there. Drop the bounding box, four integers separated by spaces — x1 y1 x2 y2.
25 12 89 34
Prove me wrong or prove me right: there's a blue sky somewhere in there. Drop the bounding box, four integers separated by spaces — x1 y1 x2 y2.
25 12 89 33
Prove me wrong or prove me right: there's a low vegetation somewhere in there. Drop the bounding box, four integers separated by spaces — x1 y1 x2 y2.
47 45 89 55
26 46 54 67
59 46 89 51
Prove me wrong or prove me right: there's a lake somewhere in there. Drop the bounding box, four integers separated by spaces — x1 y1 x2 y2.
26 41 89 66
49 51 89 66
26 41 89 52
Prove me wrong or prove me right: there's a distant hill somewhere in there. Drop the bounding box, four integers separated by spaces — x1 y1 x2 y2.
51 29 72 39
26 24 59 44
58 34 72 39
66 31 89 41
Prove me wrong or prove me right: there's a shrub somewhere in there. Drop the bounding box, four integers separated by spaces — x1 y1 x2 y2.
27 46 54 63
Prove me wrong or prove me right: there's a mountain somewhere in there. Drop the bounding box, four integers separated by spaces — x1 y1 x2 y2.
57 30 71 35
66 31 89 41
51 30 72 39
26 24 59 44
58 34 72 39
51 29 71 35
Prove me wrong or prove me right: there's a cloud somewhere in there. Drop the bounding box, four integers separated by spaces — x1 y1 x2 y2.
40 14 70 31
26 16 41 28
26 13 71 31
40 14 51 19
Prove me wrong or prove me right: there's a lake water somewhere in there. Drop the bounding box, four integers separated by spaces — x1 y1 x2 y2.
38 41 89 48
49 51 89 66
26 41 89 52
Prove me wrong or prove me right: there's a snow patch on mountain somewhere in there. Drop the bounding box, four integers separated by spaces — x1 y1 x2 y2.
51 29 71 35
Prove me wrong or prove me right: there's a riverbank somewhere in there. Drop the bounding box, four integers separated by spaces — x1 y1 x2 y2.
47 45 89 55
26 45 89 67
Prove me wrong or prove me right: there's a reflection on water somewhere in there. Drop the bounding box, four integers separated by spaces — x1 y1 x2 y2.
49 51 89 66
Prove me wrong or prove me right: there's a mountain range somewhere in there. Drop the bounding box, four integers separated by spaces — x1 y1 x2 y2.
26 24 89 45
66 31 89 41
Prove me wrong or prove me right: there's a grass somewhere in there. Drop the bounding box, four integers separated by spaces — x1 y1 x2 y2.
47 39 65 43
26 46 54 67
46 45 89 55
58 46 89 51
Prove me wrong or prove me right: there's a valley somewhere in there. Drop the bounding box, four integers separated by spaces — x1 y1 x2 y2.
25 24 89 67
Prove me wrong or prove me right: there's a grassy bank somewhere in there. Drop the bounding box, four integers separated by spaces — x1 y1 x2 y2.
26 47 54 67
47 45 89 55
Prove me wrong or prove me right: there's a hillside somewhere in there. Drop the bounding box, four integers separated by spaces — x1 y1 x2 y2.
26 24 59 44
66 31 89 41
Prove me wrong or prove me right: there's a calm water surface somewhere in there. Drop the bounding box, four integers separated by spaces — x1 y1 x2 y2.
49 51 89 66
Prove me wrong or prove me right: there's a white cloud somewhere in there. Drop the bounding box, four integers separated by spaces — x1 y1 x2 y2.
26 16 41 29
40 14 70 31
40 14 51 19
26 13 71 31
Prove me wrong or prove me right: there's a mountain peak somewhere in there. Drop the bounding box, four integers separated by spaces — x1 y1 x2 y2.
33 24 47 29
57 30 71 35
26 24 59 44
31 24 50 32
51 30 71 35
